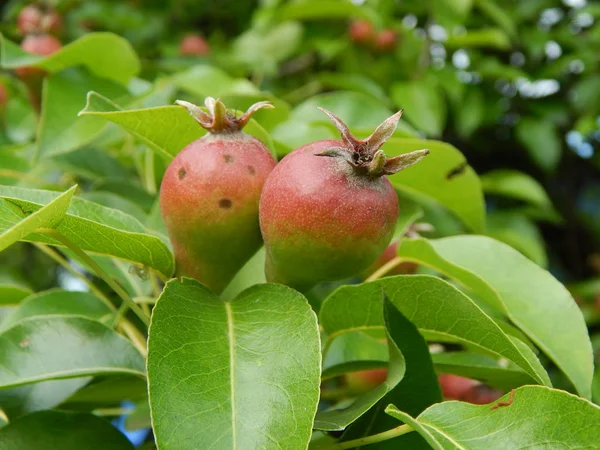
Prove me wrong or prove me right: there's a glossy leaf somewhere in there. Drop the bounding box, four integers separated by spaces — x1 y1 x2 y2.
0 282 32 306
0 378 91 419
386 386 600 449
78 92 276 160
0 185 174 278
0 289 112 331
384 138 485 232
399 236 593 399
148 279 321 450
0 185 76 253
0 410 134 450
37 69 130 159
319 275 549 386
0 316 145 389
340 298 442 448
171 65 258 97
0 33 139 85
314 297 405 431
391 81 447 136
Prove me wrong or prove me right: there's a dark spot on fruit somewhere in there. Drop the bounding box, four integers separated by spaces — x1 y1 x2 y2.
219 198 232 209
224 154 233 163
178 167 187 180
247 165 256 175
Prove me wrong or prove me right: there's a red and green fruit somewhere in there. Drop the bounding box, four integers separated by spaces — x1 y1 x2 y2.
374 29 397 52
349 19 374 44
438 373 476 400
17 5 43 35
160 98 276 292
462 384 504 405
259 108 428 290
345 368 388 394
15 34 62 79
179 33 210 56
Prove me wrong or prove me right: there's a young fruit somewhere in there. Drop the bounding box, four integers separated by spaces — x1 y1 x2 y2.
438 374 476 400
15 34 62 79
17 5 43 35
462 384 504 405
374 29 397 52
160 98 276 293
349 19 374 44
179 34 210 56
0 83 7 107
259 108 429 291
345 368 387 394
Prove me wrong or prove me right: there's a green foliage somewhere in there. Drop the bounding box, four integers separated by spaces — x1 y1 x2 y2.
0 0 598 447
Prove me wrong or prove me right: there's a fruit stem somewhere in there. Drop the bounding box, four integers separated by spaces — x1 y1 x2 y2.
312 424 414 450
38 228 151 327
365 256 404 282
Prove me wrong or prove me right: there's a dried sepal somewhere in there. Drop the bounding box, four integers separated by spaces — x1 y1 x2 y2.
176 97 273 134
318 106 428 177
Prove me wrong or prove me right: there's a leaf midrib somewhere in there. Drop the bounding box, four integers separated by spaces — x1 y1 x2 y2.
225 301 237 449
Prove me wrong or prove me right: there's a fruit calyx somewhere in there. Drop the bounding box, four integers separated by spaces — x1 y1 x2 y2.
316 107 429 177
176 97 273 134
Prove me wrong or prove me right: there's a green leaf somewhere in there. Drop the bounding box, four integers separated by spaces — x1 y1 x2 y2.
37 69 130 159
317 73 390 106
432 352 534 391
0 277 32 306
485 212 547 267
515 118 562 172
124 400 151 431
386 386 600 449
171 65 258 97
292 91 403 131
481 169 554 209
0 185 174 278
0 378 91 419
81 192 147 223
0 33 140 85
446 29 511 49
340 298 442 448
319 275 547 386
314 297 405 431
276 0 376 21
0 316 145 389
0 410 134 450
454 88 484 138
0 185 76 253
391 81 447 136
384 138 485 232
0 289 112 331
52 147 130 181
78 92 275 161
399 236 593 399
3 98 35 144
63 376 147 406
148 279 321 450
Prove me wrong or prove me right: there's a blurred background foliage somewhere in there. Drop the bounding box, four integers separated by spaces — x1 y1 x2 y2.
1 0 599 383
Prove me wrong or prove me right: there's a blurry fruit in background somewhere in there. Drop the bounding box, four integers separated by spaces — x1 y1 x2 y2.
17 5 43 35
439 373 504 404
374 29 397 52
345 368 388 394
349 19 374 44
15 34 62 79
17 4 62 35
179 33 210 56
462 384 504 405
438 373 476 399
0 83 7 107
